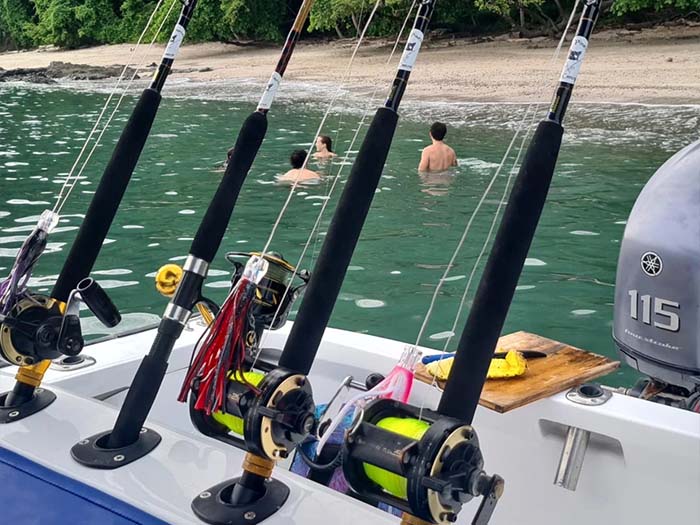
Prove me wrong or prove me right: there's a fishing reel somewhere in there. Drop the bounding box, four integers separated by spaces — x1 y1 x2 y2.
190 367 316 525
0 277 121 366
342 399 504 525
191 366 316 460
226 251 309 347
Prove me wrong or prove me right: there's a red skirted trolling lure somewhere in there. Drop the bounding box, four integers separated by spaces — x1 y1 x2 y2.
178 256 269 415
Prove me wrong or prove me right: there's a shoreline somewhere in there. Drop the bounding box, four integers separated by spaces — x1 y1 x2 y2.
2 25 700 105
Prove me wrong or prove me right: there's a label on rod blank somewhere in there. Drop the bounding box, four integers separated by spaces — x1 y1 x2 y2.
559 36 588 85
399 29 424 72
163 24 186 60
258 72 282 110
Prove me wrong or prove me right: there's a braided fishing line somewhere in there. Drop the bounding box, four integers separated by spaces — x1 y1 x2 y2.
259 0 383 257
307 0 419 269
437 1 583 353
411 2 583 420
51 0 174 214
252 0 420 361
436 3 584 353
414 0 583 354
0 0 176 315
54 0 180 215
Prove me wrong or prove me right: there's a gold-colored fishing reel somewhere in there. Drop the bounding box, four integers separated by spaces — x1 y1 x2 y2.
342 399 504 525
190 367 315 461
0 277 121 368
226 251 309 331
0 295 65 366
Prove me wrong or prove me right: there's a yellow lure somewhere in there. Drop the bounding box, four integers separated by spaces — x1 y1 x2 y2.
426 350 528 380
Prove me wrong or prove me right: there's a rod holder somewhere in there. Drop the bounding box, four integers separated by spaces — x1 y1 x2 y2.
554 426 590 491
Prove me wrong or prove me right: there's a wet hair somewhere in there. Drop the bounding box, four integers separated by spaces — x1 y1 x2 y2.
290 149 308 169
318 135 333 153
430 122 447 141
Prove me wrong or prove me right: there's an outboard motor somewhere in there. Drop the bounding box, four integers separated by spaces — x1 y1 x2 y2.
613 140 700 411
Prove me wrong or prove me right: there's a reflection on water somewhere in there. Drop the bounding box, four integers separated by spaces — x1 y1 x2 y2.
1 84 699 386
419 169 457 196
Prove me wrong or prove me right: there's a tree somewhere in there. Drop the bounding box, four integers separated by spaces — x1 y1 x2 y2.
222 0 286 41
611 0 700 14
309 0 381 37
29 0 118 48
0 0 37 48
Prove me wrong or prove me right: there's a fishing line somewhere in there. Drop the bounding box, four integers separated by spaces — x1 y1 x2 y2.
51 0 173 214
0 0 177 317
54 0 179 215
437 3 584 351
308 0 418 268
253 0 419 361
259 0 382 257
414 0 582 353
412 1 583 422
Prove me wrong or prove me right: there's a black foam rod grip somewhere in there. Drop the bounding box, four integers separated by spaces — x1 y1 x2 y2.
280 107 399 375
190 111 268 263
52 88 162 303
106 318 180 448
437 120 564 423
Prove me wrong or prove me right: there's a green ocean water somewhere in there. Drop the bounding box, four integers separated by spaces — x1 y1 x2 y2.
1 82 698 386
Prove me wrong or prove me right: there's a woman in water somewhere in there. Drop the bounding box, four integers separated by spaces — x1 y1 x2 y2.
313 135 336 160
277 149 320 185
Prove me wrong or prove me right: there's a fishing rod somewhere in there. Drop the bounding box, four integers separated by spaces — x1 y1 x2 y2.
438 0 602 425
277 0 433 374
273 4 602 524
325 7 603 523
186 3 493 525
0 0 200 422
70 0 317 470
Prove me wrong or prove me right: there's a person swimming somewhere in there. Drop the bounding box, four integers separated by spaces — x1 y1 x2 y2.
277 149 321 184
313 135 336 160
418 122 458 172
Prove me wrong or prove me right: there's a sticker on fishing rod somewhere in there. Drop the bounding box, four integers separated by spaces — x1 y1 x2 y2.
258 72 282 110
163 24 186 60
399 29 424 72
559 36 588 85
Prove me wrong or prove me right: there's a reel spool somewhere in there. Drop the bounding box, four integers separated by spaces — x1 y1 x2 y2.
191 367 316 460
342 399 503 525
190 367 316 525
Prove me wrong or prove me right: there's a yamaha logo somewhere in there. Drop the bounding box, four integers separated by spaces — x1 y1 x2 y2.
641 251 663 277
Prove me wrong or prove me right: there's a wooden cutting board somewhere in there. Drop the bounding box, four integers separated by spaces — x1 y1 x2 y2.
414 331 620 414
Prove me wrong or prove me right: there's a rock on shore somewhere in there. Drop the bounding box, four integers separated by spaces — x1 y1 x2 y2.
0 61 138 83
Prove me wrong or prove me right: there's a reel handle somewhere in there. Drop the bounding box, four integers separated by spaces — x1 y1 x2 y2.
472 473 504 525
76 277 121 328
55 278 120 357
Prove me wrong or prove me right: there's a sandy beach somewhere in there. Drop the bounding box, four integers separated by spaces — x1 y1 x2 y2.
1 24 700 104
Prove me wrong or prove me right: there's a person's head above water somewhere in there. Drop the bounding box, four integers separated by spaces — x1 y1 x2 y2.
429 122 447 142
290 149 308 169
316 135 333 153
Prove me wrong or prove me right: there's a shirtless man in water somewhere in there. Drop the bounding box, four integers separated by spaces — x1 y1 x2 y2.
418 122 458 172
277 149 320 184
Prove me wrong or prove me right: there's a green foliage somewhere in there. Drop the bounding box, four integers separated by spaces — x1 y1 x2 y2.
0 0 37 48
611 0 700 15
29 0 118 48
1 0 700 50
222 0 285 40
309 0 371 34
